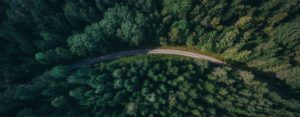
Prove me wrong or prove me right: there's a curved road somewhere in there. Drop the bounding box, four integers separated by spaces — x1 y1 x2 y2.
70 49 225 69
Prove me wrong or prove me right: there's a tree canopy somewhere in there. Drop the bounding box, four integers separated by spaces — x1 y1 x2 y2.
0 0 299 116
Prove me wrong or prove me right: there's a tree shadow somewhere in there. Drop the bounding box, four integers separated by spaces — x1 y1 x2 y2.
225 60 300 101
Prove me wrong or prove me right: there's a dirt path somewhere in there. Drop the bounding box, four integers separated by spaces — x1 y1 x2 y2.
70 49 225 69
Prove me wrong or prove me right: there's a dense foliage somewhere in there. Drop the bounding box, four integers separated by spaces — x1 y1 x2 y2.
1 56 300 116
0 0 299 116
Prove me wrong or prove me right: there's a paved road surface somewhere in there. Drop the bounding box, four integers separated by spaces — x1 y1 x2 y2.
70 49 224 69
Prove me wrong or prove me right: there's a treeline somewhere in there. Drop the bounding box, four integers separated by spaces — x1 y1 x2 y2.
1 56 299 116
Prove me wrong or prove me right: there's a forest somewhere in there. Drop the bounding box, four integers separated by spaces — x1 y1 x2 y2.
0 0 299 116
